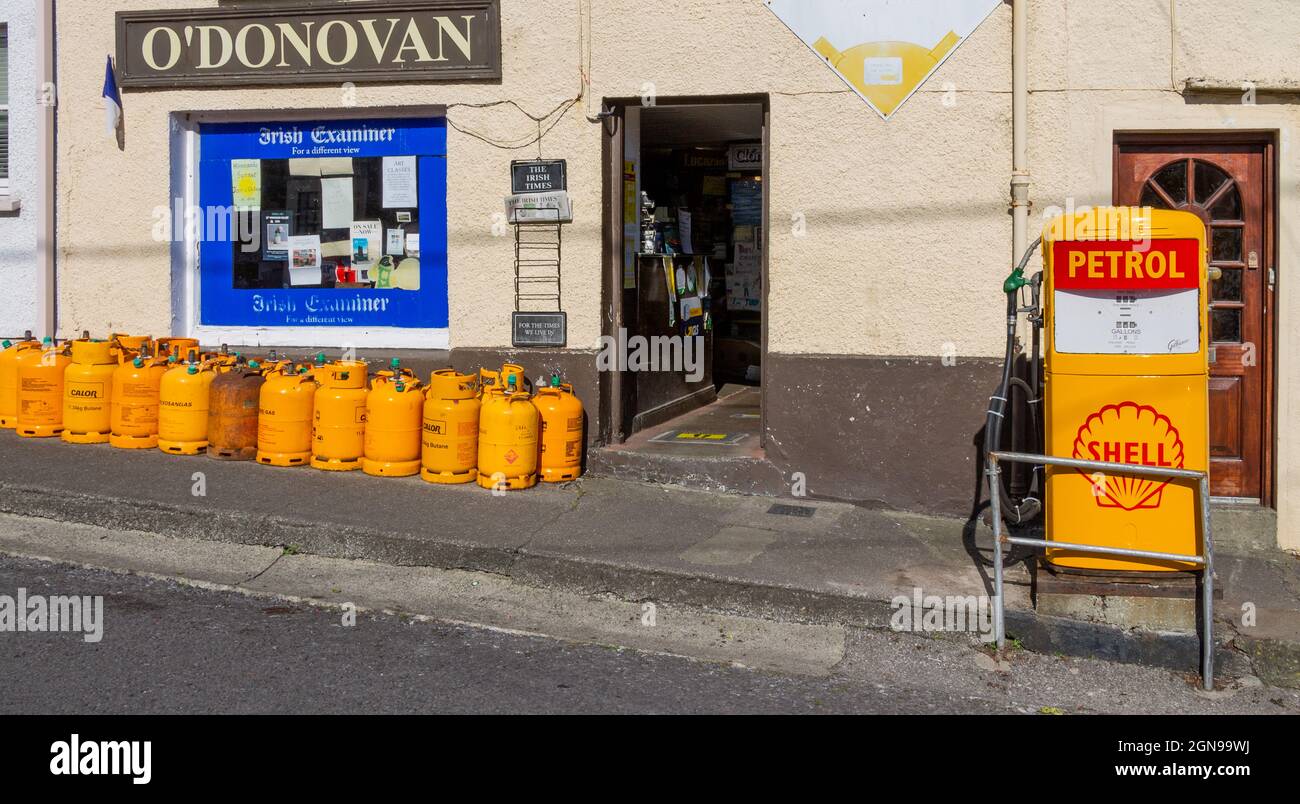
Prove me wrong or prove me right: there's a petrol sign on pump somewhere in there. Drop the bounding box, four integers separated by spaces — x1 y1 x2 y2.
1042 208 1210 571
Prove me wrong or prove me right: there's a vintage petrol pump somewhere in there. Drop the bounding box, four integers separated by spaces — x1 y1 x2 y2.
1041 207 1210 571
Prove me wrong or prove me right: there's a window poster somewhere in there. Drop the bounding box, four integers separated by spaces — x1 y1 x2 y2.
287 235 322 286
350 221 381 283
196 117 447 328
382 156 418 208
263 211 291 261
231 159 261 210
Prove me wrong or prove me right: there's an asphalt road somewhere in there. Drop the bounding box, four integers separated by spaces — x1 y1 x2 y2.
0 554 1005 715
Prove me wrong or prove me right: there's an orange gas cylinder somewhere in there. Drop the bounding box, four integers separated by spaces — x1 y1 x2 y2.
534 375 584 482
17 337 71 438
0 331 40 429
257 364 318 467
61 337 118 444
478 362 527 398
206 360 266 460
156 337 200 362
157 358 218 455
109 346 169 449
362 360 423 477
476 373 539 491
421 369 480 484
311 358 369 471
110 333 153 363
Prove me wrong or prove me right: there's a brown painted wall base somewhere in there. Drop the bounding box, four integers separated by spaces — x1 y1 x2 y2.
763 353 1001 516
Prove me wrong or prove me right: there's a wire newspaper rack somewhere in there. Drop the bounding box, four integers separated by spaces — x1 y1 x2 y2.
986 450 1215 690
513 217 562 312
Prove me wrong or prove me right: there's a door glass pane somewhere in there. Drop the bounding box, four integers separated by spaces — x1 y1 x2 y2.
1212 308 1242 342
1194 161 1229 204
1209 184 1241 220
1211 268 1243 301
1152 161 1188 204
1140 184 1165 209
1212 227 1243 262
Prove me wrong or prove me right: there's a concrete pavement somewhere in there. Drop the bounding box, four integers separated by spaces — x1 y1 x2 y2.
1 433 1298 686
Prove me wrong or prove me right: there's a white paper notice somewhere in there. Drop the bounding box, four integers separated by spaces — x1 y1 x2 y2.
383 156 418 208
405 233 420 257
678 209 693 255
349 220 381 282
386 228 405 256
321 177 354 229
287 235 322 286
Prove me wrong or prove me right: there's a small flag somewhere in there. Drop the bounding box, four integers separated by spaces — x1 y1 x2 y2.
102 56 122 139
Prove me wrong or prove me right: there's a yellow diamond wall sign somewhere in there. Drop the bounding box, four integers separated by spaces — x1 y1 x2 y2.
765 0 1002 120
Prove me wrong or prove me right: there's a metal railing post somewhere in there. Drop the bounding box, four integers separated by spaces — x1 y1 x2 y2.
987 455 1006 649
986 450 1214 690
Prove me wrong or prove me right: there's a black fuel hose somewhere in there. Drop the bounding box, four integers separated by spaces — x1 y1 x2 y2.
985 238 1042 526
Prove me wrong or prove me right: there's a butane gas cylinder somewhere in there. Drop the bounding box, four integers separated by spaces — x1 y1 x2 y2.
534 375 584 482
109 345 168 449
61 336 118 444
156 337 200 362
0 331 39 429
110 333 153 363
362 359 423 477
476 374 539 491
206 360 266 461
421 369 480 484
158 357 217 455
17 337 72 438
257 364 318 467
478 362 527 398
311 358 369 471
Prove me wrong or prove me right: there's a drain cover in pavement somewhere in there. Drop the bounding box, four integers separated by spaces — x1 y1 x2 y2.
647 430 749 446
767 503 816 518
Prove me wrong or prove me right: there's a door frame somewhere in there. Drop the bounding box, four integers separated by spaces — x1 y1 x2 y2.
1112 131 1278 507
598 93 771 447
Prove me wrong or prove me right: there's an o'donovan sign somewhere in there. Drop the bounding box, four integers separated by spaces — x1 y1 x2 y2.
115 1 501 88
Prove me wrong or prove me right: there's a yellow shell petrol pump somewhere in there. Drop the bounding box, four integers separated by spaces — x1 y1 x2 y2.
1041 207 1209 571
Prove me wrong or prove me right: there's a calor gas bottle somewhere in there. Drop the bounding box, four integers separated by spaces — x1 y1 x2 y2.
362 359 423 477
534 374 584 482
257 363 318 467
311 357 369 471
61 335 117 444
477 373 539 491
17 337 71 438
109 342 168 449
421 369 480 484
158 356 219 455
0 331 40 429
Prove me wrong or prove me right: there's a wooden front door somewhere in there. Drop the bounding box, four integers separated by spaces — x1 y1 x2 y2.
1114 136 1274 502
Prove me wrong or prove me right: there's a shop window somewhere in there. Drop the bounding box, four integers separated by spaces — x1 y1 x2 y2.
196 117 447 329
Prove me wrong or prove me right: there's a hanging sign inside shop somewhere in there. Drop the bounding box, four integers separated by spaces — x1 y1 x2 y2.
727 143 763 171
764 0 1001 119
115 0 501 88
512 312 567 348
511 160 567 194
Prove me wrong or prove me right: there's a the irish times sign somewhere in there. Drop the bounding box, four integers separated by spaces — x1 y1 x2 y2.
115 1 501 88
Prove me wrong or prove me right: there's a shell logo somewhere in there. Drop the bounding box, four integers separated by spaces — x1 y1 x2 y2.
1071 402 1185 511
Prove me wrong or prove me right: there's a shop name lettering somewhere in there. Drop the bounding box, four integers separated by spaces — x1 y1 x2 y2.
134 15 479 74
253 295 392 314
258 126 396 146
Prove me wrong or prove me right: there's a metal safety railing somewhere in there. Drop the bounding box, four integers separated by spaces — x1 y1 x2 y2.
987 451 1215 690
